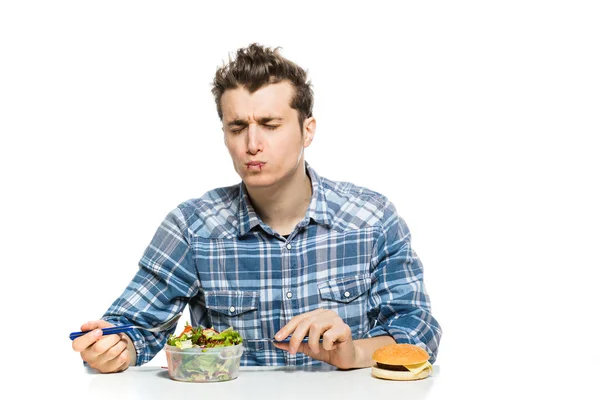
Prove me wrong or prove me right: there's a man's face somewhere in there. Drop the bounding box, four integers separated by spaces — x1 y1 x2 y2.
221 81 314 189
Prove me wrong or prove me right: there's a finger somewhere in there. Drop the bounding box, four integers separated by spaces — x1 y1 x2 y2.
276 339 332 366
273 341 314 357
116 350 131 372
96 338 129 365
86 337 128 371
91 334 124 358
274 309 326 341
321 323 351 351
72 328 103 352
272 342 288 352
292 342 313 357
81 333 122 364
95 345 130 373
288 318 315 355
308 322 325 354
80 319 112 332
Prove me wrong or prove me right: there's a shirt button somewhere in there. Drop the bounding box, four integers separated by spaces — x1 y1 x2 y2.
344 291 351 298
229 306 236 313
286 291 293 299
286 243 292 250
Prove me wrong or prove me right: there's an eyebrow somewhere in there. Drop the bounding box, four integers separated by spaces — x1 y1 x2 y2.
226 116 284 127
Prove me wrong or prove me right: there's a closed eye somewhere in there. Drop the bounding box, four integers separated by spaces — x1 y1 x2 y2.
264 125 279 130
230 126 246 134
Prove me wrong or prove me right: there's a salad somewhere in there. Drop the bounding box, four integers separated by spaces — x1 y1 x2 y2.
165 324 244 382
167 323 243 349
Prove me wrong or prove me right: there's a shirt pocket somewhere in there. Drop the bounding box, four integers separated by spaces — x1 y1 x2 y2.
318 274 371 338
204 290 262 340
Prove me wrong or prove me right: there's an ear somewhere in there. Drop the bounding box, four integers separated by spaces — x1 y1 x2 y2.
302 117 316 148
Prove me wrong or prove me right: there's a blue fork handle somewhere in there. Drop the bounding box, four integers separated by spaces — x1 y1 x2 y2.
69 325 134 341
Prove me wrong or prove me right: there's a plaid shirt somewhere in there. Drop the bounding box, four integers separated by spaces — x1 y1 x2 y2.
103 163 442 366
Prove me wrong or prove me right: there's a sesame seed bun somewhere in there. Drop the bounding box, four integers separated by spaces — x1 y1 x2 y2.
372 343 430 366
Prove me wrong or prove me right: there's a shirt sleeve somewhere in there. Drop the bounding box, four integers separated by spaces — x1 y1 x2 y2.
101 206 201 366
365 200 442 363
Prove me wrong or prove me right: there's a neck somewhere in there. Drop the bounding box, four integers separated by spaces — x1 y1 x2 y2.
245 163 312 235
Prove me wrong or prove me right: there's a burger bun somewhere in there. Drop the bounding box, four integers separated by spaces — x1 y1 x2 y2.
371 344 432 381
371 365 431 381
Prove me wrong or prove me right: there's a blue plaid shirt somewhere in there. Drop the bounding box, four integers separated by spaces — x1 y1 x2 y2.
103 163 442 366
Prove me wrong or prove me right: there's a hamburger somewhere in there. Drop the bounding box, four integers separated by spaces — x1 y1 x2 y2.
371 343 432 381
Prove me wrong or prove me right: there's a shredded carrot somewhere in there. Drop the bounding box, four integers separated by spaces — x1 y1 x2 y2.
177 324 193 338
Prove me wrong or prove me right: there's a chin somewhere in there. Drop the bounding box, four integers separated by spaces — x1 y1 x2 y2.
241 173 278 189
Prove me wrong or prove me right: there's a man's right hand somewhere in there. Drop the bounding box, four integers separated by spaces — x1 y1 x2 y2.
72 320 135 373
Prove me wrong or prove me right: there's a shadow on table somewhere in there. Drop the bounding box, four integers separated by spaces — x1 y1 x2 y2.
156 369 170 380
152 366 334 381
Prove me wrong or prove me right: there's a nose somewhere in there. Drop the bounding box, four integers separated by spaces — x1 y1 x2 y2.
246 123 263 155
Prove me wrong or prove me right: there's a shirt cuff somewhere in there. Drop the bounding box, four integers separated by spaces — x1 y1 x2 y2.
102 317 146 366
364 325 417 344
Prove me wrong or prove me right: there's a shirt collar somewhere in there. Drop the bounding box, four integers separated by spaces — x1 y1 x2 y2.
237 162 332 237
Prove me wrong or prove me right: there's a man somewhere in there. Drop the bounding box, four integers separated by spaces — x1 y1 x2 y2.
72 43 442 373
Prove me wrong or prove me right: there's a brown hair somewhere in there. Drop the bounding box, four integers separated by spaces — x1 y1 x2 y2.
211 43 314 128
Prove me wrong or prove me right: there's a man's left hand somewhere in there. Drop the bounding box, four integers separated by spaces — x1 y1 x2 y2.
273 308 358 369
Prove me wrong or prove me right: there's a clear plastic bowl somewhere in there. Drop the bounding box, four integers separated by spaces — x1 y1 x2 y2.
164 343 244 383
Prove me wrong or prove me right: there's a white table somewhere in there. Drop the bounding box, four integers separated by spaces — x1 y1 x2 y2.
43 357 596 400
76 364 440 400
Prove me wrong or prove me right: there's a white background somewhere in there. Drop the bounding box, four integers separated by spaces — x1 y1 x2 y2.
1 1 598 398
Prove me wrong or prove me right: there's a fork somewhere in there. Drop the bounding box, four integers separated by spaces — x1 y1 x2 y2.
251 336 323 343
69 313 182 340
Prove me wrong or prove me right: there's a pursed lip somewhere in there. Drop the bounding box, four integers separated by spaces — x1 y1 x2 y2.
245 161 266 167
